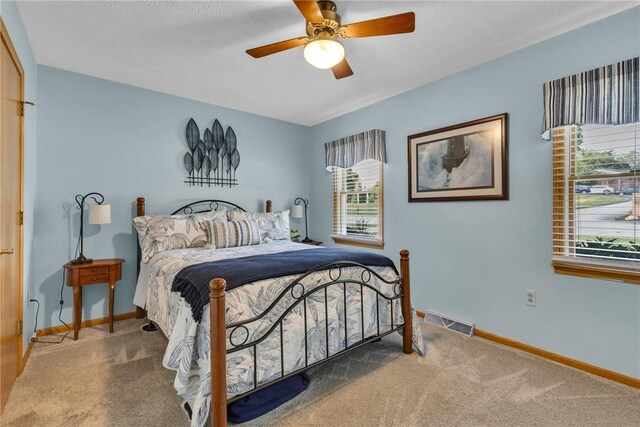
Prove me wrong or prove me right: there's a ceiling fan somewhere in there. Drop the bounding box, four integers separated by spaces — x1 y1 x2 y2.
246 0 415 79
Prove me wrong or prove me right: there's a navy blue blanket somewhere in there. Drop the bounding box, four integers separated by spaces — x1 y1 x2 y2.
172 247 397 322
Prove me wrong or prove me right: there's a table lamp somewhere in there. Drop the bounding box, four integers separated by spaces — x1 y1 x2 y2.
291 198 311 243
69 192 111 264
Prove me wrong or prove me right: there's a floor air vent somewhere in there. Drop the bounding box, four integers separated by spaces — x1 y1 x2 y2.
424 310 475 337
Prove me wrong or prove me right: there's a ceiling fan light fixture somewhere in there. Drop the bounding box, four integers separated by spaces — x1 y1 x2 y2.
303 38 344 69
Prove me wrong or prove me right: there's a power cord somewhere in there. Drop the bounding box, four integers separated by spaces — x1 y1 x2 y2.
30 268 71 344
74 233 80 260
30 210 81 343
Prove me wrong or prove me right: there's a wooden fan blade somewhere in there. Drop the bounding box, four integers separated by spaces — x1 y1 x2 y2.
332 58 353 80
341 12 415 38
293 0 324 24
246 37 307 58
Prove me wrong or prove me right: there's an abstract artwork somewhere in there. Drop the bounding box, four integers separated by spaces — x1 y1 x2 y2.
407 113 508 201
184 118 240 187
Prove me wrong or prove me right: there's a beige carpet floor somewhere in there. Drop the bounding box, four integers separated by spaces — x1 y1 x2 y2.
2 318 638 426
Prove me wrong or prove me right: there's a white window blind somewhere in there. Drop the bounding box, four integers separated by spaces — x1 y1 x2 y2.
553 123 640 270
332 159 383 244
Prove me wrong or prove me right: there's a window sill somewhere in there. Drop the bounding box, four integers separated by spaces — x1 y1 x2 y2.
551 260 640 285
332 235 384 249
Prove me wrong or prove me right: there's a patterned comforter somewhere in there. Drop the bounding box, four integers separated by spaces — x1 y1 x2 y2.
136 241 424 427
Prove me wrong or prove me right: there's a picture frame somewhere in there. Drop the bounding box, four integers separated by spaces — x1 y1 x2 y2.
407 113 508 202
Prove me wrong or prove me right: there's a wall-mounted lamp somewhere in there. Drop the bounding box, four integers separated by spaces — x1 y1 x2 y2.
291 198 311 243
69 192 111 264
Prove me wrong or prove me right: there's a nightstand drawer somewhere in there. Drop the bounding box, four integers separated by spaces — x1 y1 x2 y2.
78 273 109 285
79 266 109 277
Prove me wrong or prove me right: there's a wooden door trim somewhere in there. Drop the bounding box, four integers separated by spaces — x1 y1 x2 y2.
1 17 25 375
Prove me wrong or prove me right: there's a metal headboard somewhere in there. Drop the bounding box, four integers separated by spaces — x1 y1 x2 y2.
170 199 247 215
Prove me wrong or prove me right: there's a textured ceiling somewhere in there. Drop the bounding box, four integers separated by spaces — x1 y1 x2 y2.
17 1 637 126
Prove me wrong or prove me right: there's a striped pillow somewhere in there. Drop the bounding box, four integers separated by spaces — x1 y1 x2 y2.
206 219 261 249
227 210 291 243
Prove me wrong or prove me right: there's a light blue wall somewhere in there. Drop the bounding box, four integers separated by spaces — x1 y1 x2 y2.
34 66 309 331
308 8 640 378
26 5 640 378
1 1 38 356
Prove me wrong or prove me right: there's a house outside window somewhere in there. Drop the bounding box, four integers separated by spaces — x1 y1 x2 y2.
552 123 640 283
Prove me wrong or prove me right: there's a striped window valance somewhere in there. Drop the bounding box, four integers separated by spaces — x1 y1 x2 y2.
541 57 639 140
325 129 387 171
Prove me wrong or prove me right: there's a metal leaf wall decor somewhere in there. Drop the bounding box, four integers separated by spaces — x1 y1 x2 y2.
184 118 240 187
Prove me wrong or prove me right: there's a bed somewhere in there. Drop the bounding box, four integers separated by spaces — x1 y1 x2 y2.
133 197 423 427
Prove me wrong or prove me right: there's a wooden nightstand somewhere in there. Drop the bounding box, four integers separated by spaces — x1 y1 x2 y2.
63 259 125 340
298 239 322 246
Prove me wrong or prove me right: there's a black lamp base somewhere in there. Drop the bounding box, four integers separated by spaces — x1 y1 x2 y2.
301 237 313 243
68 255 93 265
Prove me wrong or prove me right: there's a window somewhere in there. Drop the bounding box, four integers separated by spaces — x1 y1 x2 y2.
332 159 383 248
552 123 640 284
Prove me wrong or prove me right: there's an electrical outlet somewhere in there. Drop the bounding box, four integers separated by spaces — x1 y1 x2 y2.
525 289 536 307
27 290 31 302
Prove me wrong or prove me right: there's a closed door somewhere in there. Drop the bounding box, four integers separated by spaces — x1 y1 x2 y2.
0 20 24 413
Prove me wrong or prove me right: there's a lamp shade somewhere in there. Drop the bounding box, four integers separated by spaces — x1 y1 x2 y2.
303 38 345 69
89 204 111 225
291 204 304 219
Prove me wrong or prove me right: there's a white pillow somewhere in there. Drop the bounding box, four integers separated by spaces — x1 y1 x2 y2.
228 210 290 243
134 210 227 262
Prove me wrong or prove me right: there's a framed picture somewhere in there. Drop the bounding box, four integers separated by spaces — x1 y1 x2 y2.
407 113 508 202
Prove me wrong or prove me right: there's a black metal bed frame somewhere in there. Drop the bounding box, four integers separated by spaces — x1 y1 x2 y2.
134 197 412 426
225 260 405 403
